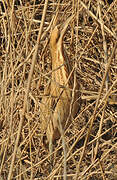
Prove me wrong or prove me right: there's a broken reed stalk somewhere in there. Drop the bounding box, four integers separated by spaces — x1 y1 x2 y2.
80 0 117 40
94 1 108 161
75 42 117 178
40 14 80 175
98 1 108 91
7 0 49 179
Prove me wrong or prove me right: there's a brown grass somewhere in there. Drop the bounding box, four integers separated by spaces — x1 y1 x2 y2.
0 0 117 179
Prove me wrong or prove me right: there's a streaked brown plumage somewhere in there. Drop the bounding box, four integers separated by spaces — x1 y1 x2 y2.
40 15 80 155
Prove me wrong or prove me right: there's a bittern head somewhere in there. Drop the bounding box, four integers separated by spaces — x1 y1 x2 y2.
50 14 75 50
50 26 60 50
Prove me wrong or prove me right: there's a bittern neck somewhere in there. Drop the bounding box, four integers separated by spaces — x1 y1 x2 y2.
52 43 64 67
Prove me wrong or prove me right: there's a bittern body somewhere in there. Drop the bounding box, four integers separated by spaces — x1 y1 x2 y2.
40 15 80 156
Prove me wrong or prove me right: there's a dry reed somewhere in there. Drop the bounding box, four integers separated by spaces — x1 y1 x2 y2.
0 0 117 179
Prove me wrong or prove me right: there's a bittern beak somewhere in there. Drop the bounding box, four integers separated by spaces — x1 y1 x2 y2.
59 14 75 41
50 14 75 52
50 14 75 43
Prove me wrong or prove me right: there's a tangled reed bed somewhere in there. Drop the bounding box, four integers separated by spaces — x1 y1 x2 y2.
0 0 117 179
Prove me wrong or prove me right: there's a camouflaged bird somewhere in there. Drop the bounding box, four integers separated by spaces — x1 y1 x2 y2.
40 15 80 156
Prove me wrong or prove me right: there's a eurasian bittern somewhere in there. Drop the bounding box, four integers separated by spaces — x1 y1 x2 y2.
40 15 80 159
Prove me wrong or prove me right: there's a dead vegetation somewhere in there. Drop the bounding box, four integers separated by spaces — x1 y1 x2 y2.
0 0 117 179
